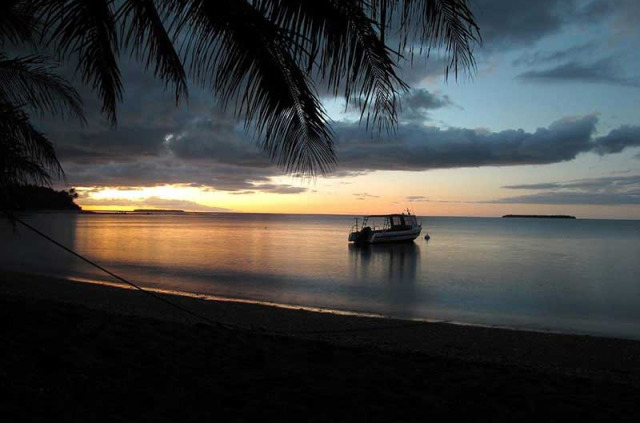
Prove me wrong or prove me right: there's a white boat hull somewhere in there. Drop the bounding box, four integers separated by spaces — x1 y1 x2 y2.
350 226 422 244
369 227 422 244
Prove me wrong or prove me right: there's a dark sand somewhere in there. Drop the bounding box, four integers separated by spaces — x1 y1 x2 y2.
2 271 640 422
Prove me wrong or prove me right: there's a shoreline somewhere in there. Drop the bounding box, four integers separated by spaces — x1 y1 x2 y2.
52 273 640 342
3 270 640 420
3 270 640 379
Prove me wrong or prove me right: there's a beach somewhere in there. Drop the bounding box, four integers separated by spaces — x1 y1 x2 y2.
2 270 640 421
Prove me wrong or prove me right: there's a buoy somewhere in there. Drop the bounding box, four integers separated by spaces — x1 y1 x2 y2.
424 233 431 240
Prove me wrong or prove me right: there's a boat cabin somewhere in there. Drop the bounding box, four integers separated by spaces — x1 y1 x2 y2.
359 214 418 232
349 212 422 244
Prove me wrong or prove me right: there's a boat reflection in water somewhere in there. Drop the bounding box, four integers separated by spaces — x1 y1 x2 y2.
348 242 422 317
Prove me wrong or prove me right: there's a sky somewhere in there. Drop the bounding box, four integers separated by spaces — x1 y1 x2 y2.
40 0 640 218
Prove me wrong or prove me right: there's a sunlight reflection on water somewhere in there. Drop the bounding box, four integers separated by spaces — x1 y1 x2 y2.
1 212 640 339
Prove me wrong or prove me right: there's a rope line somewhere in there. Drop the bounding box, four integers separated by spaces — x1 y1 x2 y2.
4 211 427 337
4 211 234 330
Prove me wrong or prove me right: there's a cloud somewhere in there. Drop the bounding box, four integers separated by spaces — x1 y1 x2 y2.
473 0 568 49
502 183 561 190
496 175 640 205
472 0 639 51
516 58 639 87
20 50 637 199
405 196 431 202
396 57 451 85
62 157 276 191
55 105 640 193
594 125 640 155
504 175 640 191
398 89 453 123
512 42 597 67
250 184 307 194
493 191 640 205
353 193 380 200
334 115 600 172
34 63 295 193
78 196 231 212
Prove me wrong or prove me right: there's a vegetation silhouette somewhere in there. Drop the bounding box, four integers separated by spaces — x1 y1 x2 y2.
1 0 480 205
1 185 80 210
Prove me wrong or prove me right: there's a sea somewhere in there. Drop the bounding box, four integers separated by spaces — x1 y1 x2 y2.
1 212 639 340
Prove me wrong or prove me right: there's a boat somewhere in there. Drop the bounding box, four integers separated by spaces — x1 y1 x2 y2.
348 211 422 245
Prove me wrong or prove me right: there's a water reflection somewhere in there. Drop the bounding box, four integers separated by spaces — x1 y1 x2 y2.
0 213 82 277
4 213 640 339
348 242 421 316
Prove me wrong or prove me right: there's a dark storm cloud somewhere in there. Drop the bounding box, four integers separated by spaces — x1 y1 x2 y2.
334 115 600 172
472 0 637 51
54 126 169 163
398 89 453 123
516 58 639 87
20 43 638 197
472 0 567 49
496 175 640 205
30 57 294 193
56 106 640 192
595 126 640 155
63 158 277 191
167 116 273 168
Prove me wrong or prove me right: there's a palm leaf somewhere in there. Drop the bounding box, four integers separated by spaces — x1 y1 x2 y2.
257 0 406 133
0 0 38 45
373 0 481 78
16 0 480 177
0 103 63 190
34 0 122 125
0 54 85 122
118 0 188 104
169 0 336 175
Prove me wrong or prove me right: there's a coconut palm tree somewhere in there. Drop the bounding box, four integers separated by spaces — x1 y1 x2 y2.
0 1 85 207
4 0 479 187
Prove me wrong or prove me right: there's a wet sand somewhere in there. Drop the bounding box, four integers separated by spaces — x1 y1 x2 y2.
2 270 640 421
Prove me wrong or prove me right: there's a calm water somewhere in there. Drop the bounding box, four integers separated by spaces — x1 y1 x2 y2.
1 213 639 339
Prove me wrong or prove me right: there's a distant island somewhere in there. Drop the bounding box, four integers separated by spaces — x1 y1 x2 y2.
502 214 576 219
133 209 185 213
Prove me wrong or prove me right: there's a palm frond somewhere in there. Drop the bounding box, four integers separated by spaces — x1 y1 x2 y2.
373 0 481 78
0 0 38 45
0 103 63 190
12 0 480 178
118 0 188 104
257 0 406 133
0 54 85 122
169 0 336 175
34 0 122 125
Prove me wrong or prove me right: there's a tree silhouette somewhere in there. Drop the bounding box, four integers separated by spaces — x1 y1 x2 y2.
2 0 480 201
0 0 85 206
